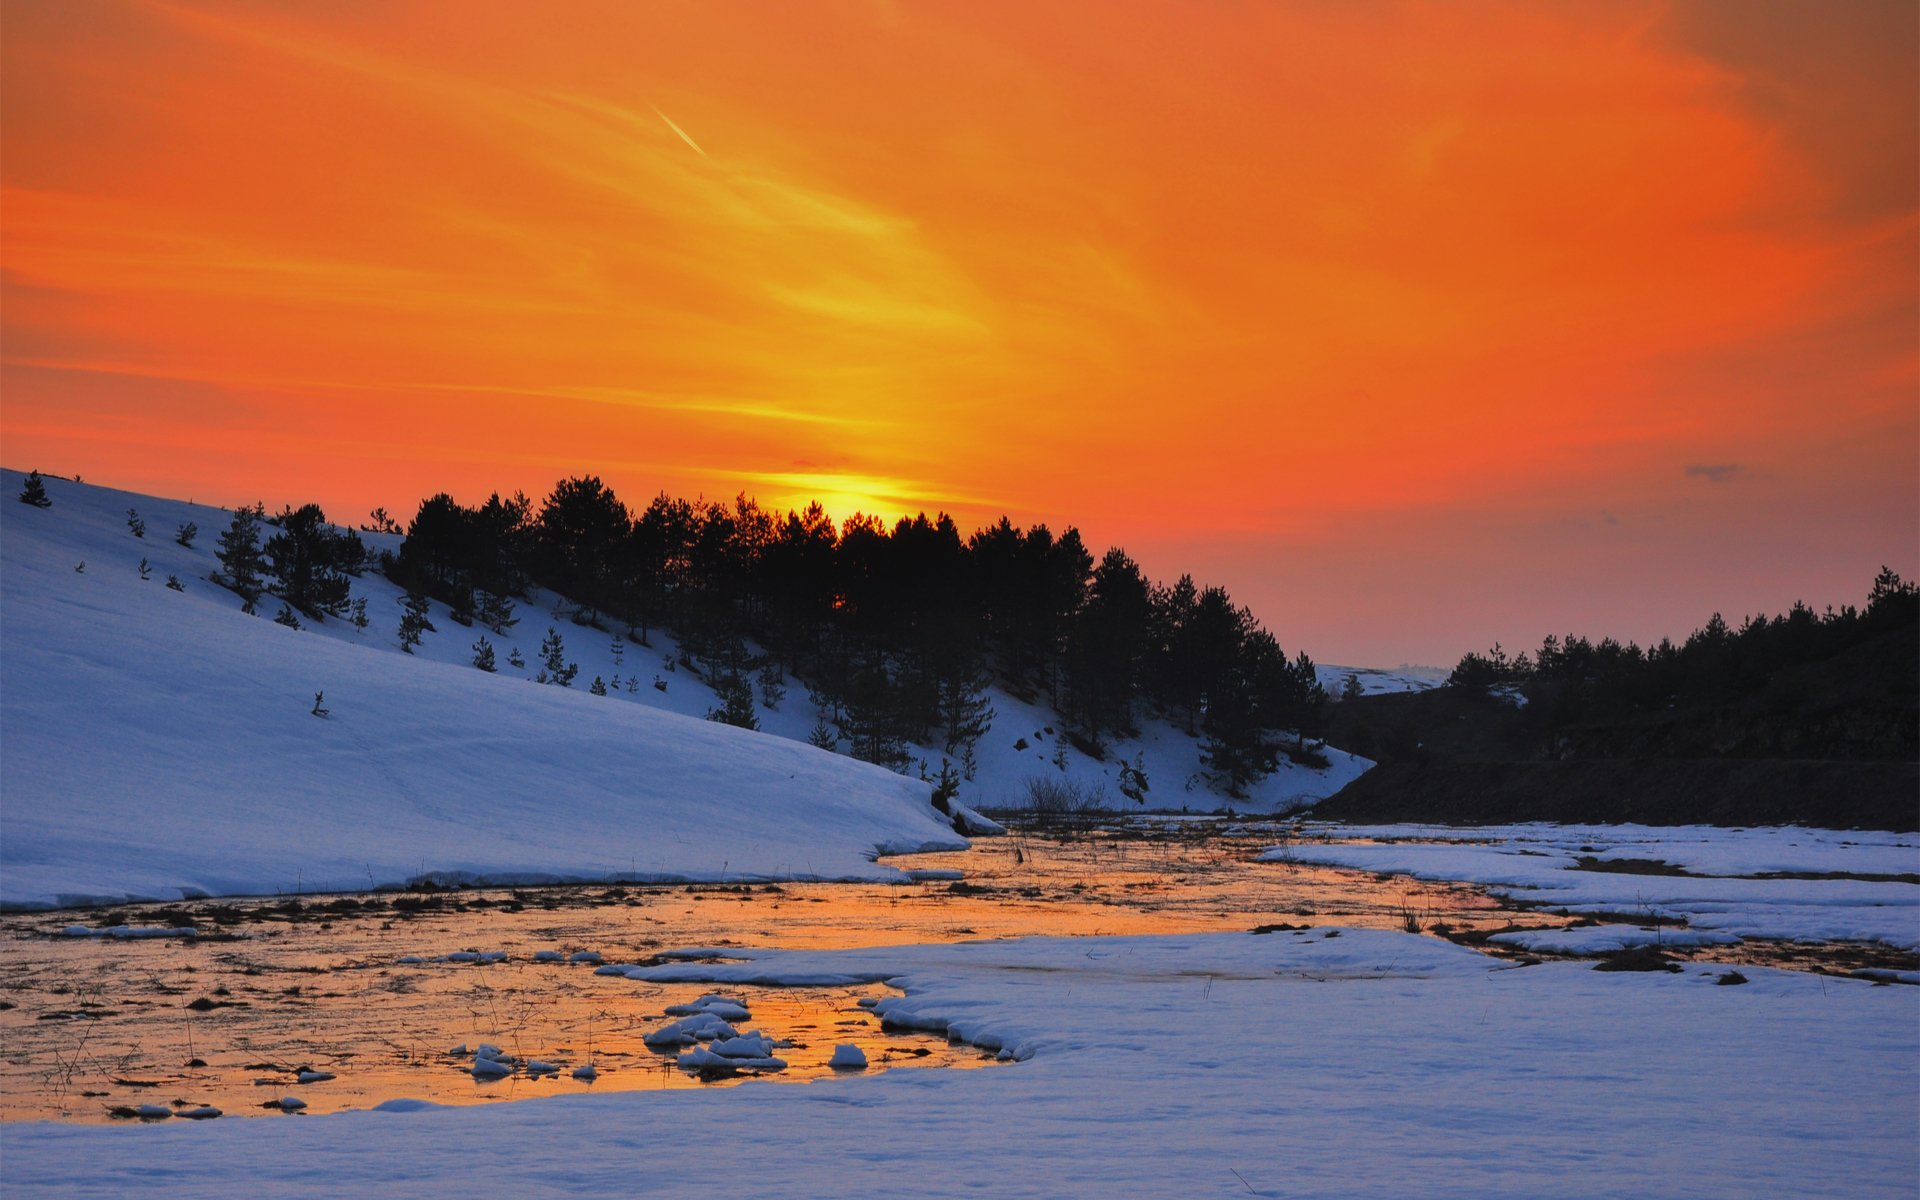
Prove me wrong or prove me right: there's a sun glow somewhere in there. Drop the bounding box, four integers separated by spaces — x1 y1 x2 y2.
2 0 1912 660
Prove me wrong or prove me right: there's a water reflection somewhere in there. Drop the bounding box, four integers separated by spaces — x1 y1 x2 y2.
0 816 1532 1123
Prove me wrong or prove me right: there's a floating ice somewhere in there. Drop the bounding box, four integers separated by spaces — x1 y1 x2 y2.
828 1044 867 1070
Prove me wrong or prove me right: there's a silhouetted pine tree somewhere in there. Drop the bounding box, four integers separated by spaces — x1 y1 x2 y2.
17 470 51 508
398 592 433 653
215 504 267 602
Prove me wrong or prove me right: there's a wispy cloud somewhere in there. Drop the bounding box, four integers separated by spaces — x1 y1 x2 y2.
1685 463 1746 483
650 106 708 159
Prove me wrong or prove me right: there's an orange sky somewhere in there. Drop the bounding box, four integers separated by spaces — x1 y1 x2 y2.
3 0 1914 663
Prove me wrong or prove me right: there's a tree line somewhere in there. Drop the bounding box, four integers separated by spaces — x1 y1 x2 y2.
1446 567 1919 726
374 476 1326 793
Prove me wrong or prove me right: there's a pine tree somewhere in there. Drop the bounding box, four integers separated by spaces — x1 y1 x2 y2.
706 672 758 729
1117 754 1150 805
264 503 351 620
311 691 329 717
274 604 302 630
472 636 497 672
929 759 961 811
539 628 578 686
611 636 625 667
175 522 197 548
17 470 51 508
758 662 787 710
126 508 146 538
477 591 518 635
166 574 185 591
138 558 151 581
215 503 267 602
350 597 369 629
808 720 838 752
398 592 433 653
590 675 608 696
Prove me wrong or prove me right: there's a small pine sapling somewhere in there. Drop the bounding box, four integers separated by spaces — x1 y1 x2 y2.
74 560 86 573
350 597 369 629
930 759 961 811
18 470 52 508
706 673 758 729
471 636 497 672
590 676 608 696
311 691 329 717
1118 754 1151 805
652 675 667 692
397 592 435 653
175 522 197 548
138 558 151 581
808 719 838 752
275 604 302 630
611 636 625 667
477 592 518 634
166 574 185 591
626 675 640 693
126 508 145 538
508 647 526 669
758 662 787 710
539 628 578 686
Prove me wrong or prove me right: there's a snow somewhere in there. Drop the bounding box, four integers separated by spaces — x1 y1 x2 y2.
4 929 1913 1198
0 471 967 909
1486 926 1743 955
1266 824 1920 949
827 1044 867 1070
1317 663 1449 695
663 995 753 1021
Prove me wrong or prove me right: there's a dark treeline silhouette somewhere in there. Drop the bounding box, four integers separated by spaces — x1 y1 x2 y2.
383 476 1326 793
1445 568 1919 739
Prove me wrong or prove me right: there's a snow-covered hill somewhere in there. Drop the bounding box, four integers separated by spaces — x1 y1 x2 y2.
0 470 1371 907
1316 662 1448 696
0 470 971 908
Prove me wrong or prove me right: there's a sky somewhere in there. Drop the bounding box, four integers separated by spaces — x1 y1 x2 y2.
3 0 1914 665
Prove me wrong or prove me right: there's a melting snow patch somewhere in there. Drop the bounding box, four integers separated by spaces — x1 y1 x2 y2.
59 925 196 939
828 1044 867 1070
1488 926 1742 955
663 994 752 1021
643 1013 739 1049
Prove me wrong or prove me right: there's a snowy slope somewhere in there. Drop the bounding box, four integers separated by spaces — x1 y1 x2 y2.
0 470 1370 825
0 471 965 908
1317 662 1448 695
3 929 1913 1198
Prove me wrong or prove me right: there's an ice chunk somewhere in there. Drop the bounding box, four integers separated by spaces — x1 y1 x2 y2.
828 1044 867 1070
643 1012 739 1049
